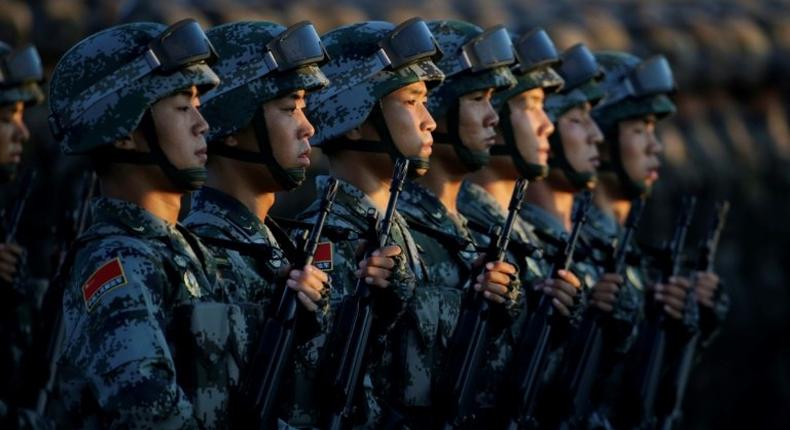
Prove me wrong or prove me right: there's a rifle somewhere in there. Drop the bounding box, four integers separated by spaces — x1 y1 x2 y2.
321 158 409 430
656 200 729 430
633 196 697 430
555 196 646 429
505 190 594 430
437 178 529 429
3 169 37 244
235 178 339 428
35 172 96 414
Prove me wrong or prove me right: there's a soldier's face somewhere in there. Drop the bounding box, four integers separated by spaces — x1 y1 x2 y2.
150 86 209 170
263 90 314 170
556 102 602 174
458 88 498 151
0 101 29 167
618 115 662 187
380 81 436 161
505 87 554 165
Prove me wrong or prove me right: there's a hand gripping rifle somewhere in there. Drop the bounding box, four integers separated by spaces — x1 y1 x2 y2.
322 158 409 430
634 196 696 430
505 190 594 430
656 200 729 430
437 178 528 429
555 196 646 429
235 178 339 429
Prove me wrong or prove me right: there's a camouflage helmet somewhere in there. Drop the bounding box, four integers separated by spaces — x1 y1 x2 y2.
48 19 220 191
544 43 604 122
545 43 605 190
425 20 517 172
0 41 44 106
307 18 444 149
48 20 219 155
199 21 329 190
491 28 564 181
593 51 677 197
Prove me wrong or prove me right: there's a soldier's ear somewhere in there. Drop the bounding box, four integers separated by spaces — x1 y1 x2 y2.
223 135 239 147
344 126 363 141
113 135 136 150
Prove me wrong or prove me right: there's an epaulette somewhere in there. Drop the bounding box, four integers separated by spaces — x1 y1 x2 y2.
270 216 362 243
466 217 542 259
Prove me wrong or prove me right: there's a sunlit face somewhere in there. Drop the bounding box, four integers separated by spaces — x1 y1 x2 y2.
556 102 603 174
150 85 209 170
506 87 554 165
380 81 436 162
458 87 498 151
618 114 662 187
0 101 29 168
264 89 315 171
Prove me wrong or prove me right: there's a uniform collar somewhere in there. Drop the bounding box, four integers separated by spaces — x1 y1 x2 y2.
91 196 175 238
401 180 469 234
191 186 266 237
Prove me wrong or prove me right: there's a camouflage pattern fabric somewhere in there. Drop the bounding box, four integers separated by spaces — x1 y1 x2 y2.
47 23 219 154
56 197 239 429
306 21 444 147
294 175 424 428
183 186 321 429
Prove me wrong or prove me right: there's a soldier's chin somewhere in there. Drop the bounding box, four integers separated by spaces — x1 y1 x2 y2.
413 167 429 177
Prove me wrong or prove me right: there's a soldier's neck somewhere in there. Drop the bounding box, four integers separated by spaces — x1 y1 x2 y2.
415 155 463 215
204 161 276 222
596 182 631 225
526 180 575 231
329 151 393 211
100 175 182 225
467 167 518 213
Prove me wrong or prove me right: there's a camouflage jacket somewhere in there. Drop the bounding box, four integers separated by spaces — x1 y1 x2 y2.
57 197 236 429
182 187 327 426
294 176 425 427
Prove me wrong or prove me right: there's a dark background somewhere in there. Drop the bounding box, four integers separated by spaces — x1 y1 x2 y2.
1 1 788 428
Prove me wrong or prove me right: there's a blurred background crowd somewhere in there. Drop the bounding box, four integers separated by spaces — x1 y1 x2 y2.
1 0 788 428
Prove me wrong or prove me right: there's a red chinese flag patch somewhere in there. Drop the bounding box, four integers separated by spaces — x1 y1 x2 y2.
82 258 128 311
313 242 333 272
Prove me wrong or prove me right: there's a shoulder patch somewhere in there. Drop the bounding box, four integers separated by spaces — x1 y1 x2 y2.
313 242 333 272
82 257 128 311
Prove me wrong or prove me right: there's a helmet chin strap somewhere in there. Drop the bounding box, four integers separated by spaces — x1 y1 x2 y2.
209 109 306 190
324 104 430 178
491 103 549 181
432 101 491 173
602 127 648 198
139 110 207 191
92 110 207 191
548 130 597 190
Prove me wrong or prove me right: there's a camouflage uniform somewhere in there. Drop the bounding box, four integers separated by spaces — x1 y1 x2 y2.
183 187 323 429
45 19 243 428
57 197 230 428
296 176 425 427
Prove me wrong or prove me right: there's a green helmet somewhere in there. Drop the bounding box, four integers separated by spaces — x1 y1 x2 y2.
593 51 677 197
49 19 220 190
0 42 45 107
491 28 564 181
545 43 604 190
306 18 444 171
426 20 517 172
199 21 329 190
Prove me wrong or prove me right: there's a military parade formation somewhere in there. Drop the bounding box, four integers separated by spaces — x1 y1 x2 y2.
0 13 731 430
